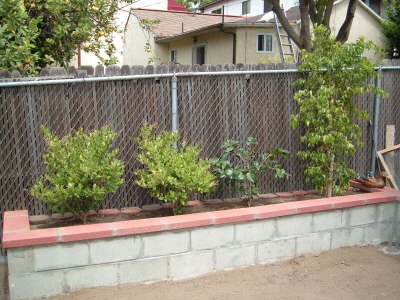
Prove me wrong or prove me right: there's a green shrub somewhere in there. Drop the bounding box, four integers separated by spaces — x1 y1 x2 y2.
211 137 289 206
135 124 216 215
30 126 124 223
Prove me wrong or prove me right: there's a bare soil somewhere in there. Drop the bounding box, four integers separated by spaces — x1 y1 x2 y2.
2 246 397 300
31 190 362 229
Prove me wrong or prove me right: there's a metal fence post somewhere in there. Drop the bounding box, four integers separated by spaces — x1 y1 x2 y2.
371 65 382 175
171 73 178 133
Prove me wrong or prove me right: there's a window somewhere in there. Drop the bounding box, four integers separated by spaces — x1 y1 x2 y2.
192 45 206 65
263 0 272 13
242 1 250 15
362 0 381 15
170 50 177 62
211 8 222 14
256 33 273 53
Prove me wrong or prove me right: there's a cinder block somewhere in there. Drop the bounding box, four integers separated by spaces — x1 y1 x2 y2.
7 248 33 274
312 210 343 232
276 214 312 237
215 245 255 270
296 232 331 255
345 205 376 227
331 227 364 248
64 263 118 291
377 203 396 222
33 242 89 271
89 236 142 264
364 223 393 245
257 238 295 263
191 225 234 250
142 231 189 257
119 257 168 284
9 269 64 300
235 219 275 244
169 251 214 280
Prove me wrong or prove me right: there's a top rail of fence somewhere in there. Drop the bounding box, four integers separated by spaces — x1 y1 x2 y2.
0 66 399 88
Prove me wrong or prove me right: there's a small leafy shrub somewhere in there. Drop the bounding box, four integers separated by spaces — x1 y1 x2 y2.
135 124 216 215
30 126 124 223
211 137 289 206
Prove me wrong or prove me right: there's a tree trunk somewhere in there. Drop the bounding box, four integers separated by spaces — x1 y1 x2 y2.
270 0 302 47
325 154 335 198
336 0 357 43
299 0 312 52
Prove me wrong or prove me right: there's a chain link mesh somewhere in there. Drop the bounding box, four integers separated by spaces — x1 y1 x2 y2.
0 69 399 238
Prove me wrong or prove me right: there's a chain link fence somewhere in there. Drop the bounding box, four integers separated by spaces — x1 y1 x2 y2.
0 67 399 238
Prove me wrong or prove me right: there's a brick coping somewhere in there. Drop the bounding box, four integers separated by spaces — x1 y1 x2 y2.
3 188 400 249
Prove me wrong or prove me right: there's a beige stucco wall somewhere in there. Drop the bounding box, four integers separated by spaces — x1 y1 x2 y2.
330 0 386 57
161 26 288 65
161 30 234 65
123 16 169 65
235 27 285 64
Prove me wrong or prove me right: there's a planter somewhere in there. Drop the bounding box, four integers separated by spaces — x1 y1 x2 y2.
3 188 400 300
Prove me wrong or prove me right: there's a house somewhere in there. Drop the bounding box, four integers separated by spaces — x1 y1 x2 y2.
123 0 386 66
200 0 297 16
123 8 297 65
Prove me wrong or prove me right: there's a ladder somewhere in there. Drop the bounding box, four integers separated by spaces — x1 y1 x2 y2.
273 13 297 63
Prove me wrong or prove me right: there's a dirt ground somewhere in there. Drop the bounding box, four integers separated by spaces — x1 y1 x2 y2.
2 246 399 300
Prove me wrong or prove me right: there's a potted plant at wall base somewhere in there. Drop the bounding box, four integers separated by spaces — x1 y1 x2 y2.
210 137 289 207
135 123 216 215
30 126 125 224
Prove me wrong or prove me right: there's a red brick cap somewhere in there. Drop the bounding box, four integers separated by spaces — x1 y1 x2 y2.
2 190 400 249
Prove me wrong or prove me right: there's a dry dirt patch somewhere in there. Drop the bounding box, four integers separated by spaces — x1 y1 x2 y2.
15 246 398 300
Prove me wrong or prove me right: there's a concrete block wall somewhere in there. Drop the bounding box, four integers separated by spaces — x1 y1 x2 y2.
6 201 400 300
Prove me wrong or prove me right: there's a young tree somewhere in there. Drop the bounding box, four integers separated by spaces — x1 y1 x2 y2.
382 0 400 58
0 0 132 75
291 26 385 197
269 0 358 51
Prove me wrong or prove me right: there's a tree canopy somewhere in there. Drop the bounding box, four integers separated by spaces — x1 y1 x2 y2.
0 0 131 75
382 0 400 58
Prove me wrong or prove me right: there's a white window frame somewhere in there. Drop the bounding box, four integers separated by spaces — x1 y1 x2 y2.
256 33 273 53
170 49 178 62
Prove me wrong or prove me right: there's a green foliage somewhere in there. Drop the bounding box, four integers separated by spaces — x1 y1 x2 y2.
0 0 132 75
135 124 216 215
382 0 400 58
30 126 124 223
0 0 40 75
176 0 213 11
210 137 288 205
291 26 386 197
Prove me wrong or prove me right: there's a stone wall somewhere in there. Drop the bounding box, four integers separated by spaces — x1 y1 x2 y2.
6 200 399 300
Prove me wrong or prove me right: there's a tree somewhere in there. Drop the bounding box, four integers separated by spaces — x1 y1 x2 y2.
291 26 385 197
269 0 358 51
176 0 213 11
0 0 132 75
382 0 400 58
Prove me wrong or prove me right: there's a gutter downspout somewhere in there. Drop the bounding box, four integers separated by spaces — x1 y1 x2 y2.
220 6 236 64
